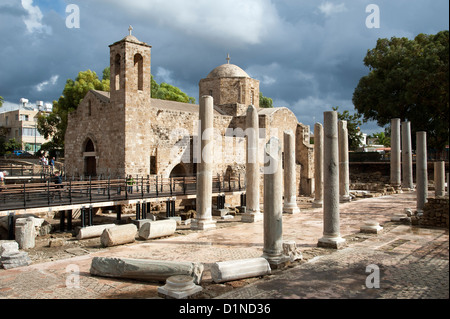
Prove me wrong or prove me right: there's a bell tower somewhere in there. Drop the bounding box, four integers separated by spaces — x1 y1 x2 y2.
109 26 152 107
108 27 153 176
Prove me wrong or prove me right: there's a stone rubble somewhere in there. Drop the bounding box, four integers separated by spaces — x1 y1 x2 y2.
0 240 31 269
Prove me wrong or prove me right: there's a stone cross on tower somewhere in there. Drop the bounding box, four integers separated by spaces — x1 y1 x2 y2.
226 53 230 64
128 25 133 36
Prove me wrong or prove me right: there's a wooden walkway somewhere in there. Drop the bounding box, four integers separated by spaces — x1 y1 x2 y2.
0 175 246 216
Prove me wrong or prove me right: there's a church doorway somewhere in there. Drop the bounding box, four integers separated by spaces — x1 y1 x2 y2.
83 138 97 177
84 157 96 177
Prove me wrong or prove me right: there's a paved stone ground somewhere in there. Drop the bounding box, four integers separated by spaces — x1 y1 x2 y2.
0 191 448 307
219 224 449 299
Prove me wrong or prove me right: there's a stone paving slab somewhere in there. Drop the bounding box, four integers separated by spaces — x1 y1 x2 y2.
218 225 449 299
0 191 448 302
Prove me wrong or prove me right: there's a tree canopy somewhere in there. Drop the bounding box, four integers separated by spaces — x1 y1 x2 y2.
370 132 390 147
332 106 365 151
352 31 449 152
259 92 273 108
37 69 109 148
153 81 195 104
0 96 4 108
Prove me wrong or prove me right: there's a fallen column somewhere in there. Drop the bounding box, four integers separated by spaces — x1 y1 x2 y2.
313 123 324 208
318 111 345 249
100 224 137 247
138 219 177 240
210 257 271 283
283 130 300 214
76 224 116 240
90 257 204 284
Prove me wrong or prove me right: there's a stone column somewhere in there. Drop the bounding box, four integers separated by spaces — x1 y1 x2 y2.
242 105 263 223
191 95 216 230
434 161 445 197
283 130 300 214
338 120 350 202
318 111 345 249
313 123 323 208
263 137 288 268
402 121 413 190
390 118 402 190
416 131 428 213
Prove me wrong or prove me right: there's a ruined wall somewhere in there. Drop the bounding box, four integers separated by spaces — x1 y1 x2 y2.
420 197 449 228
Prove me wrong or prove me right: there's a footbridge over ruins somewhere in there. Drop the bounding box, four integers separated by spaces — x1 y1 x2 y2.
0 175 246 219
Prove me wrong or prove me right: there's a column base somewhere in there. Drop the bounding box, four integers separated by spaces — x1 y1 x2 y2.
360 221 383 234
312 200 323 208
241 211 263 223
317 236 346 249
339 195 351 203
391 185 403 193
190 219 216 230
283 204 300 214
262 253 290 269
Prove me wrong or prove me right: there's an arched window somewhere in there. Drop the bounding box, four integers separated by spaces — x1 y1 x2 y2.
85 139 95 152
114 54 121 91
134 53 143 91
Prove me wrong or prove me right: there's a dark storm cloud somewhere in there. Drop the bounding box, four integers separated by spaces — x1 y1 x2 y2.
1 0 448 135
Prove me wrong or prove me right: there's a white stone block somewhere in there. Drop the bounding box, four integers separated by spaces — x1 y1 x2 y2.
14 217 35 249
210 257 271 283
138 219 177 240
76 224 116 240
157 275 202 299
100 224 137 247
0 240 19 255
360 220 383 234
282 240 303 262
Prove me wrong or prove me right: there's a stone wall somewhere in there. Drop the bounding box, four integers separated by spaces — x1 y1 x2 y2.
420 197 449 228
65 91 125 177
296 123 314 195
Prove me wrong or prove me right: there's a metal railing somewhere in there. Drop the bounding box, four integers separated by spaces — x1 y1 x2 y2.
0 174 245 212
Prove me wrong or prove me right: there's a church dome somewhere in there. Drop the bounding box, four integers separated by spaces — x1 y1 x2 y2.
206 64 250 79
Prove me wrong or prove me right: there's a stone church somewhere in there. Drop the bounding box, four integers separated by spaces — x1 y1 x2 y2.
64 32 314 195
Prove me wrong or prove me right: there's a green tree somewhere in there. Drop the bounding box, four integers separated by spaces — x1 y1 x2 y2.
154 82 195 104
370 132 390 147
1 138 22 154
259 92 273 108
37 69 110 148
353 31 449 154
0 96 4 108
332 106 365 151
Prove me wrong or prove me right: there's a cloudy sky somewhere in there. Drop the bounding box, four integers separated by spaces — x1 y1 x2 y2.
0 0 448 135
